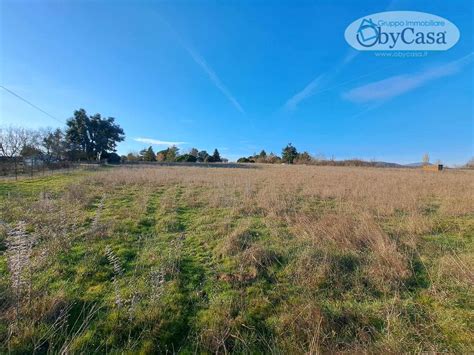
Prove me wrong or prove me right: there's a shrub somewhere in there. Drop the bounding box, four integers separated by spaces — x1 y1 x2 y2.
176 154 197 163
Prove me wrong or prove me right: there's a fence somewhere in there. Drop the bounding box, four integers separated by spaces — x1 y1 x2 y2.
0 158 82 179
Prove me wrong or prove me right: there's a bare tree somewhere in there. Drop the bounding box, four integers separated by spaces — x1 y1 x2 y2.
0 127 32 158
422 153 430 165
0 127 39 178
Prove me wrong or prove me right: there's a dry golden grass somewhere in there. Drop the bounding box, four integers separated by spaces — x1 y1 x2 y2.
88 164 473 213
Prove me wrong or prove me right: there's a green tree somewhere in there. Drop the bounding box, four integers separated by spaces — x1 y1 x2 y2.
65 109 92 158
156 146 180 162
103 152 121 164
197 150 209 162
295 151 312 164
126 152 139 162
65 109 125 160
165 146 179 161
43 128 67 161
141 146 156 161
189 148 199 157
212 149 222 162
282 143 298 164
176 154 197 162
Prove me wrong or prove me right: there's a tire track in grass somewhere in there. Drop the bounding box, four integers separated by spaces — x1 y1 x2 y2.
136 188 163 235
145 185 201 348
167 185 216 349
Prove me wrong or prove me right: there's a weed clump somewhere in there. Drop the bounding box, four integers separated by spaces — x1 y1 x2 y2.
6 221 35 316
219 221 258 256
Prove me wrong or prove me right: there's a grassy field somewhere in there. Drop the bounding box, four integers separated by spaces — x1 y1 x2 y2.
0 165 473 353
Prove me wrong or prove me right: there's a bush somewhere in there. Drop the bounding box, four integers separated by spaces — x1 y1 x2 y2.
176 154 197 163
237 157 254 163
104 152 121 164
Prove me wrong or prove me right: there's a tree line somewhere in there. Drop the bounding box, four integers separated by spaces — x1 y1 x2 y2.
237 143 314 164
0 109 124 163
125 146 226 163
237 145 442 167
2 108 464 167
0 109 227 164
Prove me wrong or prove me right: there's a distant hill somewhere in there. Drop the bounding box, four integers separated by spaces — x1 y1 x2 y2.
404 162 432 167
371 161 404 168
346 161 438 168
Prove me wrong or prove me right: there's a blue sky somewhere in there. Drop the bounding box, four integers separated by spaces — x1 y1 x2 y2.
1 0 473 164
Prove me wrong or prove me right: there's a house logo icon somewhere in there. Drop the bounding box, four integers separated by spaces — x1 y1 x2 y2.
345 11 460 52
356 18 379 47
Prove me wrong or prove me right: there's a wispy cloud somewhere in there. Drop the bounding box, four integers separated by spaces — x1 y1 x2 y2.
183 46 245 114
281 1 407 111
134 137 187 146
284 75 326 111
158 16 244 114
343 53 474 103
346 101 387 120
283 50 358 110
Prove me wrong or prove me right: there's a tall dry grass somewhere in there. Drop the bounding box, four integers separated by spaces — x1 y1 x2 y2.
86 165 473 351
86 165 473 280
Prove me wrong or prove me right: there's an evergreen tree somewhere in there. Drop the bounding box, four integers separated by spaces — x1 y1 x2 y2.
176 154 197 162
295 151 312 164
43 128 67 161
165 146 179 161
197 150 209 162
142 146 156 161
212 149 221 162
282 143 298 164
